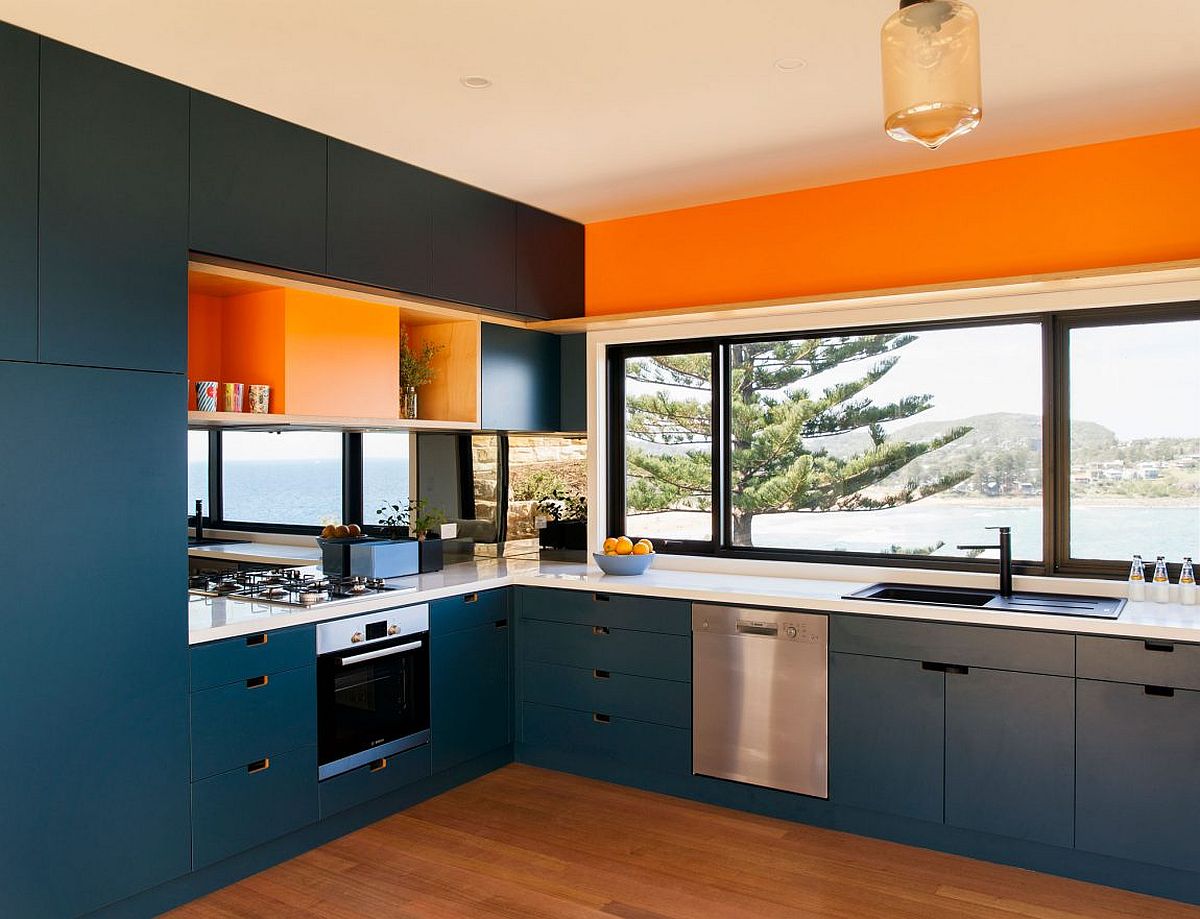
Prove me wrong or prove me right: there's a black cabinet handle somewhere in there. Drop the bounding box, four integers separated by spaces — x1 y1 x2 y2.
1145 641 1175 653
593 669 611 680
921 661 969 674
245 674 269 689
464 593 478 604
246 757 270 774
593 713 611 724
245 633 268 647
593 593 610 603
1145 685 1176 697
494 619 509 630
369 758 388 772
592 625 610 636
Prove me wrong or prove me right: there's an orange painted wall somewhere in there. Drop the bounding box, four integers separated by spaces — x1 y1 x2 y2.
186 294 224 409
585 128 1200 315
220 290 288 411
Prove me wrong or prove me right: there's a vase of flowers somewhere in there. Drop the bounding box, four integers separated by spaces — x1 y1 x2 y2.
398 328 444 419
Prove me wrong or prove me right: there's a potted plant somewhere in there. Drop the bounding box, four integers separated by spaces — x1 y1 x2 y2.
398 328 444 419
377 498 446 573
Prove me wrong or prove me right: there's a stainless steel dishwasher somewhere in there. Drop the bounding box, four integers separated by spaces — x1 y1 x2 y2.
692 604 828 798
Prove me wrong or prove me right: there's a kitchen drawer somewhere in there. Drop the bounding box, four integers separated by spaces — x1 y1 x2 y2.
190 665 316 781
520 702 690 776
517 586 690 636
522 661 691 729
1077 634 1200 690
431 588 509 636
520 618 690 682
830 615 1073 677
191 744 318 869
190 625 315 691
318 743 432 818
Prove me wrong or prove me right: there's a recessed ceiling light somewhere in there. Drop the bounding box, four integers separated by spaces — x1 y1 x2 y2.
773 57 807 72
460 75 492 89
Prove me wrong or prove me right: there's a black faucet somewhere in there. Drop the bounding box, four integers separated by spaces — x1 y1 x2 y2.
191 498 204 544
958 526 1013 598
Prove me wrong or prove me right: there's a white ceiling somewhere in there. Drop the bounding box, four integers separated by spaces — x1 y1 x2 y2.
2 1 1198 221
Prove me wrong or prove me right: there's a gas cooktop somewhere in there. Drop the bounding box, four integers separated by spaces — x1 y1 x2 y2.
188 567 403 609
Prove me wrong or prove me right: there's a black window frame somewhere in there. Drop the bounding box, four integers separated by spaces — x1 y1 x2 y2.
607 301 1200 580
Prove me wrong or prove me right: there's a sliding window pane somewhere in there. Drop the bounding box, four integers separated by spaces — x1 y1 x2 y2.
729 325 1043 559
1068 319 1200 561
624 351 713 542
187 431 208 514
363 432 410 523
223 431 342 526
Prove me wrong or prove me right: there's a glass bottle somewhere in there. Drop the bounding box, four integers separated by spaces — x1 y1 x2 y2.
1152 556 1170 604
1127 554 1146 602
1180 557 1196 607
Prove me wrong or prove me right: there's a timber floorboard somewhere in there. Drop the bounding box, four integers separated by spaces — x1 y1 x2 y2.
167 764 1200 918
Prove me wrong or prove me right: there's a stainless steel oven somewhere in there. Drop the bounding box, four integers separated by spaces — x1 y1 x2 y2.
316 605 430 780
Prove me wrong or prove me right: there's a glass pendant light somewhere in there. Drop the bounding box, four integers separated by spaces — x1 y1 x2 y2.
881 0 982 149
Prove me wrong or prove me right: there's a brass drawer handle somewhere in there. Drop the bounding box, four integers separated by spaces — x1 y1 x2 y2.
245 674 269 689
1145 641 1175 653
593 669 611 680
593 593 610 603
593 713 611 724
369 758 388 772
592 626 610 636
245 633 268 647
494 619 509 629
247 757 270 774
1145 685 1176 697
464 593 479 604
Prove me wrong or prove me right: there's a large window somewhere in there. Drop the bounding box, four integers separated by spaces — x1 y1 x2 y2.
610 305 1200 576
362 433 411 523
187 431 209 514
223 432 343 526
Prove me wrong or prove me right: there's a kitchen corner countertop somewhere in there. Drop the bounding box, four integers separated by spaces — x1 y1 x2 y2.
188 556 1200 645
189 541 323 567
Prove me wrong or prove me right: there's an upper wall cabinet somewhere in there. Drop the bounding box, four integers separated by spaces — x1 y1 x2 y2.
516 204 585 320
480 323 560 431
327 140 435 296
432 178 517 313
190 93 327 275
0 24 38 362
38 40 188 372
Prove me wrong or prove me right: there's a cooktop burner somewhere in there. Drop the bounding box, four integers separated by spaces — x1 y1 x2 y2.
189 567 397 608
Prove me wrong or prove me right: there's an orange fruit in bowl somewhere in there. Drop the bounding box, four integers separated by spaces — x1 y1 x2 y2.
631 542 650 556
615 536 634 556
636 538 654 553
602 537 618 554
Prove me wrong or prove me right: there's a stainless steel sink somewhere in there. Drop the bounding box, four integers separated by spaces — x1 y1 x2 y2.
844 583 1125 619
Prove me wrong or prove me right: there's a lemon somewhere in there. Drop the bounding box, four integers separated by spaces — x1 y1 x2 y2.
615 536 634 556
602 537 618 554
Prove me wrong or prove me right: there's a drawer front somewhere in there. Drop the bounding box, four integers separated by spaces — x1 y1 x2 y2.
1077 635 1200 690
520 618 690 682
522 661 691 729
518 586 690 636
191 744 318 869
318 743 432 819
190 665 316 781
520 702 690 775
830 615 1074 676
431 588 509 637
190 625 315 690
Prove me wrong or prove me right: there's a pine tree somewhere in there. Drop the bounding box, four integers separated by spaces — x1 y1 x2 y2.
625 334 972 545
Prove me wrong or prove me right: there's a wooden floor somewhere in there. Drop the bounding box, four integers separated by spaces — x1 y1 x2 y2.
169 764 1200 919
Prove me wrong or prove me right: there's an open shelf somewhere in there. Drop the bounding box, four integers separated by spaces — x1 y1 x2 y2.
187 262 482 429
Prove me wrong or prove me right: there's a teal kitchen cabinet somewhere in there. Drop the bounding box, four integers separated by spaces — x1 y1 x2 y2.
1077 652 1200 872
189 92 327 274
829 652 945 823
326 139 435 296
515 202 585 320
559 333 587 433
0 362 190 918
0 23 38 362
480 323 561 431
38 39 188 372
431 176 516 312
944 667 1074 847
431 590 512 773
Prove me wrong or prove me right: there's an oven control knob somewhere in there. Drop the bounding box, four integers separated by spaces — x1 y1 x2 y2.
350 631 364 643
387 625 399 636
785 625 798 640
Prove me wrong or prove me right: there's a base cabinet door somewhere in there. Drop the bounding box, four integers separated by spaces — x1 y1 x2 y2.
1077 678 1200 872
431 618 511 773
830 652 944 823
945 668 1074 847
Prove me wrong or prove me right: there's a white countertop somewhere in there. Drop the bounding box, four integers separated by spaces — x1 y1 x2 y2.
189 541 322 567
188 550 1200 645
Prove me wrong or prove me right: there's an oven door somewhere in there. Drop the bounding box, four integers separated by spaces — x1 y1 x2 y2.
317 631 430 780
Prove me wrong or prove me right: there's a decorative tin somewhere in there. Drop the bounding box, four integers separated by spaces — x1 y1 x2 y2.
195 380 218 412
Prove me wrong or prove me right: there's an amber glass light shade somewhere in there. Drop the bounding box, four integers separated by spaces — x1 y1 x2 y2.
881 0 981 149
